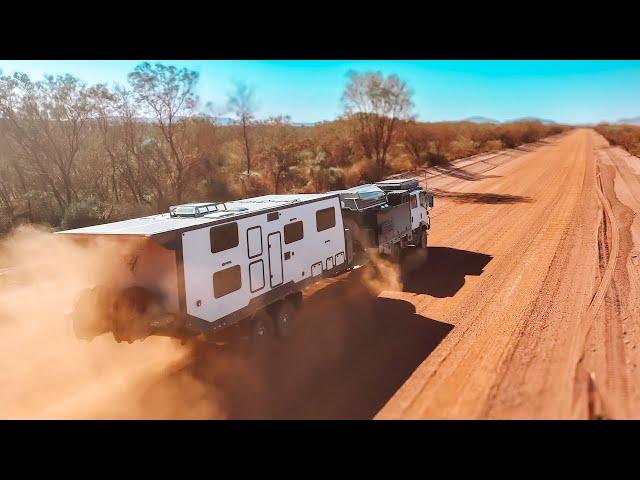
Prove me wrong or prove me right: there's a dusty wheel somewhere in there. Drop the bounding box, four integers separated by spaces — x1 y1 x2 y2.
111 286 156 343
249 310 275 348
271 299 297 338
289 291 303 309
419 228 428 249
416 228 429 265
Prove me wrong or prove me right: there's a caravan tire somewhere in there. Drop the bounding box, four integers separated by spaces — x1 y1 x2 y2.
271 299 297 338
249 310 275 350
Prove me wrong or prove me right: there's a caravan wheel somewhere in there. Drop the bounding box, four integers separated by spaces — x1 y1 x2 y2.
249 310 275 349
271 299 297 338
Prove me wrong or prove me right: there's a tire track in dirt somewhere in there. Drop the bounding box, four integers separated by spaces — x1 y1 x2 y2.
589 163 620 316
570 154 621 419
575 145 640 419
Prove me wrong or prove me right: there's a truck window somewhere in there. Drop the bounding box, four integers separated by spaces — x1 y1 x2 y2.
210 222 239 253
419 192 427 207
316 207 336 232
213 265 242 298
284 221 304 244
411 194 418 209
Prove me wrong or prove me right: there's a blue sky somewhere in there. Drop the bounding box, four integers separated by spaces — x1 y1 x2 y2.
0 60 639 124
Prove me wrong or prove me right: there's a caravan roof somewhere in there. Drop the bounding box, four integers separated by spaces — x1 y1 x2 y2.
58 193 336 238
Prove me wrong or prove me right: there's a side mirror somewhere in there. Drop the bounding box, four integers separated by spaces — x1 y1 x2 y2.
427 193 434 209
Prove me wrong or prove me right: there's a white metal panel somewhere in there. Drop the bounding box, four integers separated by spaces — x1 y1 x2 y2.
411 192 423 231
182 195 346 324
413 191 428 232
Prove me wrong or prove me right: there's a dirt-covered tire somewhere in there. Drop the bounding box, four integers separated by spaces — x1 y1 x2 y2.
289 291 303 309
417 228 429 265
110 286 156 343
249 310 275 349
271 299 297 338
419 228 428 249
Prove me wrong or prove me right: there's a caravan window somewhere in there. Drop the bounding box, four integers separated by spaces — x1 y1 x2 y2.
213 265 242 298
284 221 304 244
246 226 263 258
316 207 336 232
210 222 239 253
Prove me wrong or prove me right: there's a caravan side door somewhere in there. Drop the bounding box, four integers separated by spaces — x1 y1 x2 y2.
267 231 284 287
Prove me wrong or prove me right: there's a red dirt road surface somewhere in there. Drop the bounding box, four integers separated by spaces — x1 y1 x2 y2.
377 128 640 419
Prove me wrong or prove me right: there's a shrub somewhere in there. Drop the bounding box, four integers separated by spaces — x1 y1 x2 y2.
109 202 157 222
238 172 270 197
0 208 13 236
483 139 503 152
348 159 379 185
60 198 107 230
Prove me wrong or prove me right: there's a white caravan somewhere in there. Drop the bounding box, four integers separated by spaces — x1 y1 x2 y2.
61 193 349 343
60 178 432 346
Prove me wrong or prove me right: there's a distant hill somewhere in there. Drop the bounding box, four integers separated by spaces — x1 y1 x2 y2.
616 116 640 126
212 117 316 127
464 116 500 124
463 116 558 125
510 116 557 125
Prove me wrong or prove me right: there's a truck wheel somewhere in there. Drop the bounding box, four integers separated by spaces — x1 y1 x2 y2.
418 228 429 265
271 299 297 338
420 228 428 249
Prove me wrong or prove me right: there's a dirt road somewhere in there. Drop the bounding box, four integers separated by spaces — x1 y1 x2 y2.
9 128 636 419
377 128 640 419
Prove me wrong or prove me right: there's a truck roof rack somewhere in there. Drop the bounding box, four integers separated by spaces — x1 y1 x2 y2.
375 178 419 191
337 184 388 211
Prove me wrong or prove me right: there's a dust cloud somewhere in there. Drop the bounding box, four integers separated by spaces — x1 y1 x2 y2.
359 242 433 295
0 226 227 419
359 250 404 294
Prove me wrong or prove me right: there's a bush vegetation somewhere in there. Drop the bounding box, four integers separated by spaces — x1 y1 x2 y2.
0 64 568 234
594 124 640 157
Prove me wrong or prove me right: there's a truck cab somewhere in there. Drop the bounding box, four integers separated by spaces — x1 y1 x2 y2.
335 178 432 259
